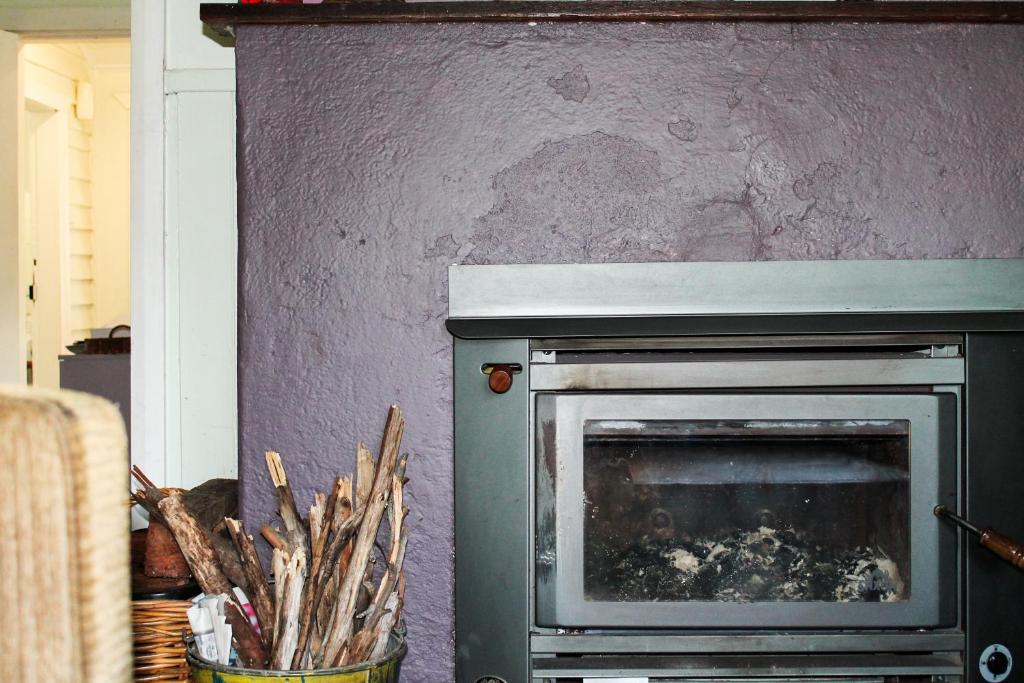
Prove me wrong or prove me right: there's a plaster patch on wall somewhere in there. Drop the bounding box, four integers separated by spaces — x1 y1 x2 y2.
727 88 743 111
792 161 840 201
424 233 459 259
668 115 699 142
464 131 759 264
547 64 590 103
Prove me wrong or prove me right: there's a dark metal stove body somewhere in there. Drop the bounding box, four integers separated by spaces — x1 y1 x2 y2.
448 260 1024 683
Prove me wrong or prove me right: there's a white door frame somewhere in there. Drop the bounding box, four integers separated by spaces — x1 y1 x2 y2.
0 30 22 385
21 86 71 389
130 0 168 484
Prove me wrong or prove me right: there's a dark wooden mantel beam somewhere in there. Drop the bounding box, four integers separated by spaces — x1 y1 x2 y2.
201 1 1024 40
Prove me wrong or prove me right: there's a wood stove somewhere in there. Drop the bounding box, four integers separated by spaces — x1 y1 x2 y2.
537 392 954 629
448 259 1024 683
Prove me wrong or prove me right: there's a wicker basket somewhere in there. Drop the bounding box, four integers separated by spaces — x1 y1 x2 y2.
132 600 192 682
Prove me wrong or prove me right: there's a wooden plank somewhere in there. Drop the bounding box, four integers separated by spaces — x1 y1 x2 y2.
201 1 1024 39
70 254 93 281
69 229 93 256
69 128 91 153
70 206 92 230
69 115 92 135
70 178 92 208
69 148 90 180
69 285 94 310
69 305 94 333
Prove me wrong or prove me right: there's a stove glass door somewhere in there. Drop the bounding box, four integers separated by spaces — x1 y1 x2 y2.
535 393 957 629
584 419 910 604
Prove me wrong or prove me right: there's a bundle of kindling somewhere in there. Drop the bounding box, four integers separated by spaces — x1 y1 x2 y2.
132 405 410 670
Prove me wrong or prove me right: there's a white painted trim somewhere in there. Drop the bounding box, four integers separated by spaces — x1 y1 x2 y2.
164 88 238 487
130 0 167 483
0 30 24 385
163 92 180 486
22 70 70 110
164 68 234 94
21 82 73 389
0 8 129 35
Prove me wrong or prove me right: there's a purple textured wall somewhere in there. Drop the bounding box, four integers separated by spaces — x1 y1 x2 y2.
235 22 1024 681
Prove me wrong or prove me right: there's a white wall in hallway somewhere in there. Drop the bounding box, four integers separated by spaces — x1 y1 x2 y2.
17 41 130 389
0 2 128 388
21 43 98 390
89 52 130 327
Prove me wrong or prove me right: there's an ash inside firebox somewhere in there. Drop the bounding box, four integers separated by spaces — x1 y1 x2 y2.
586 526 905 603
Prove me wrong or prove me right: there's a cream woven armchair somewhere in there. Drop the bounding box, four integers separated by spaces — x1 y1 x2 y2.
0 387 132 683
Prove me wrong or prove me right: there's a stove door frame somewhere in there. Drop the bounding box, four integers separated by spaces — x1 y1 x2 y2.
535 391 959 629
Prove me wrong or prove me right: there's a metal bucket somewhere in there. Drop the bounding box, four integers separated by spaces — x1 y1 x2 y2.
185 636 406 683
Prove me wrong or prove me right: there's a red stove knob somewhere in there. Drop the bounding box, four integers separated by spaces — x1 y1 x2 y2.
488 365 514 394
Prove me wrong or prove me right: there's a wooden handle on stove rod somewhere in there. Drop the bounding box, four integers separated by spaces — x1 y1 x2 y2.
980 528 1024 571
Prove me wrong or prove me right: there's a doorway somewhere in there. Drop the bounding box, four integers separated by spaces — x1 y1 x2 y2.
3 38 131 388
22 98 65 387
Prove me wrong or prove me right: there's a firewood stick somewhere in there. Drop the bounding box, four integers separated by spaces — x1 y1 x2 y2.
271 549 306 670
131 490 164 524
314 479 351 661
334 479 355 583
301 492 327 665
322 406 404 666
131 464 158 489
142 488 245 592
347 456 409 662
394 570 405 624
210 531 252 595
344 530 408 664
158 494 233 596
225 518 276 648
265 450 309 554
344 632 372 664
261 524 287 552
226 600 270 669
367 592 402 661
290 481 344 669
272 548 286 648
158 494 267 668
336 480 354 523
310 618 324 664
355 442 374 511
309 493 326 551
310 482 343 588
356 456 407 628
354 566 375 626
368 526 408 626
132 482 169 525
345 517 408 663
389 457 407 540
294 507 364 668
